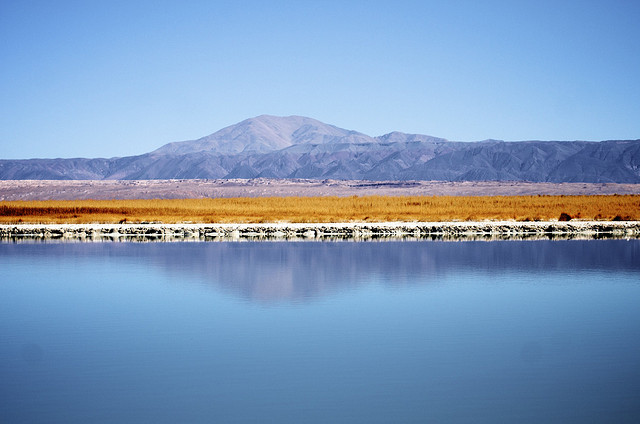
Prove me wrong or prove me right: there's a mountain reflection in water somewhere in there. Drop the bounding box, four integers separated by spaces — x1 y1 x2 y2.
2 239 640 424
3 239 639 302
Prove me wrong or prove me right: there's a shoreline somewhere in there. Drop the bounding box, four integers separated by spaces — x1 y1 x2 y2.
2 221 639 241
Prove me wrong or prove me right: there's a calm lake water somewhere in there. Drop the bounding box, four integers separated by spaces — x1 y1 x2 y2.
1 239 639 423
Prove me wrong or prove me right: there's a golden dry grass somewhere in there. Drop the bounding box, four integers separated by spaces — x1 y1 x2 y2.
1 195 638 224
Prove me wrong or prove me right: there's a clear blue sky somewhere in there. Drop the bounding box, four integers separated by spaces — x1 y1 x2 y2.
1 0 639 159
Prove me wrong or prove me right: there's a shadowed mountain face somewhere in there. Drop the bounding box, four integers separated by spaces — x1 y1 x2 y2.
1 115 639 182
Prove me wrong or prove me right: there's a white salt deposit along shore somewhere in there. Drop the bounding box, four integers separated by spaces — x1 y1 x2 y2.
1 221 640 241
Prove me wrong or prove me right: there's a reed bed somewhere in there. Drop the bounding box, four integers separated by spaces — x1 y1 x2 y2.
0 195 638 224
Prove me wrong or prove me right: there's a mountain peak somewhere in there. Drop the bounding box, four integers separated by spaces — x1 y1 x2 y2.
376 131 448 144
2 115 639 183
153 115 375 155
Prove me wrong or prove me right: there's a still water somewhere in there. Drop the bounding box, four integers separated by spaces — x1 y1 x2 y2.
1 240 639 423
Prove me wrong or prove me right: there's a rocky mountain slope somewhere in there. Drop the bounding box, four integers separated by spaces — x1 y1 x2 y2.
1 115 639 182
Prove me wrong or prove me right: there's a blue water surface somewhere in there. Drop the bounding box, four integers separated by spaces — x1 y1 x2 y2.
1 239 639 423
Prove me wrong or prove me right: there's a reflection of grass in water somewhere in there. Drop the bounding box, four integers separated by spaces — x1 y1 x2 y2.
0 195 638 224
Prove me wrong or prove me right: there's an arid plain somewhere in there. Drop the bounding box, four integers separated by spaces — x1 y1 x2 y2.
2 178 640 201
1 179 639 224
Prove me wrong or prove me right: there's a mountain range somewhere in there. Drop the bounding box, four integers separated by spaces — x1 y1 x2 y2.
1 115 639 183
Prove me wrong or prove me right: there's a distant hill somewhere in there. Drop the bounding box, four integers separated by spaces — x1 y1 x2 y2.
1 115 639 182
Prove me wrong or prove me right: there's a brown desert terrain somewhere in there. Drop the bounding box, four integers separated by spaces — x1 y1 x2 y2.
1 179 638 224
1 178 640 201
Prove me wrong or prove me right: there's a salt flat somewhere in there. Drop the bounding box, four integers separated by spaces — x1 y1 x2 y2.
2 179 640 201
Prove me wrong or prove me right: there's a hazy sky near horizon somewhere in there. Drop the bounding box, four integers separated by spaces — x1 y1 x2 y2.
1 0 639 159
